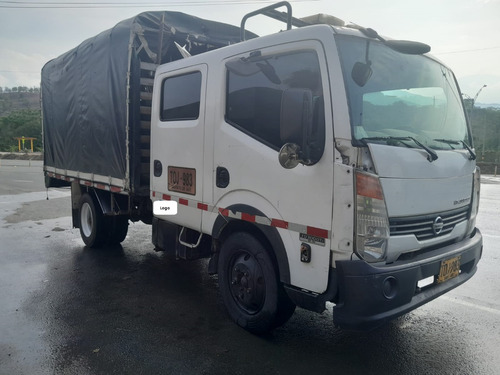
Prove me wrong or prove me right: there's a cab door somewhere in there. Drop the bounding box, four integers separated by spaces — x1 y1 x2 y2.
212 41 335 294
151 64 207 231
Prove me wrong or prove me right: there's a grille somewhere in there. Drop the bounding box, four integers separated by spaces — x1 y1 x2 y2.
389 206 469 241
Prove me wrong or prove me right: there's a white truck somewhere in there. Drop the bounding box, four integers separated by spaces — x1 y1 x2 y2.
42 2 483 333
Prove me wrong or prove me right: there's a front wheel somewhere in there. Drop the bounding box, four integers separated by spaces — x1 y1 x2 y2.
218 232 295 334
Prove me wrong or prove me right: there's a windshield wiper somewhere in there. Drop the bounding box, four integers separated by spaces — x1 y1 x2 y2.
361 136 438 162
433 139 476 160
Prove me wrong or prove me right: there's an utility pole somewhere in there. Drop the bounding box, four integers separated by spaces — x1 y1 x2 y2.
475 85 488 160
463 85 487 160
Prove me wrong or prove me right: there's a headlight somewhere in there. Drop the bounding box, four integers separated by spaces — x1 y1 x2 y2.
466 167 480 236
355 171 390 262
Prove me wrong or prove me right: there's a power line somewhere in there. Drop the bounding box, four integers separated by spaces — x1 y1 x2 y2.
0 0 317 8
0 70 40 73
0 0 289 2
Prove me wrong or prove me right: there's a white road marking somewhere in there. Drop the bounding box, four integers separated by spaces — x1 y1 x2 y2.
441 295 500 316
0 190 70 204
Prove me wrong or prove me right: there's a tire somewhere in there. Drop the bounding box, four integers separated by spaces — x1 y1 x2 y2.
107 215 129 245
272 283 296 329
79 193 107 248
218 232 295 334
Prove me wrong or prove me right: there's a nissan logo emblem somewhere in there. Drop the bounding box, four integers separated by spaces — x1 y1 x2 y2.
433 216 444 235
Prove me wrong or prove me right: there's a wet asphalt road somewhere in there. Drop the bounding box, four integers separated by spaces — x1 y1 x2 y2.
1 161 500 375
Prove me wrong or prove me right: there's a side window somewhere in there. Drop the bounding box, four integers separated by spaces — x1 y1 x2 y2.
225 50 325 153
161 71 202 121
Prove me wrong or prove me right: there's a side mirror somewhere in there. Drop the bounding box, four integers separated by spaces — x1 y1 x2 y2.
351 61 372 87
280 88 313 148
278 143 302 169
279 88 317 169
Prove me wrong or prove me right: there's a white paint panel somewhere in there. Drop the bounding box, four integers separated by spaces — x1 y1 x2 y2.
368 142 474 216
368 143 475 179
381 175 473 217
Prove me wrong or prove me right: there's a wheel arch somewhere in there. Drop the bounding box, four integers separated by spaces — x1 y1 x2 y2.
211 204 290 284
72 186 103 224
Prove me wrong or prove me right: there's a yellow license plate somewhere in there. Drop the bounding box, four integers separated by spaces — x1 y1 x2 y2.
168 166 196 195
436 256 461 284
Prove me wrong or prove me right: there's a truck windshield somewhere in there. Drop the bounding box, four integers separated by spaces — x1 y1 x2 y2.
336 35 471 151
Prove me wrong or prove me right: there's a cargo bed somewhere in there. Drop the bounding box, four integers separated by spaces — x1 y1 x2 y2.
42 11 245 196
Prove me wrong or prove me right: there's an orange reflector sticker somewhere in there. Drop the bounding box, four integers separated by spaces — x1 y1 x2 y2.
356 173 384 200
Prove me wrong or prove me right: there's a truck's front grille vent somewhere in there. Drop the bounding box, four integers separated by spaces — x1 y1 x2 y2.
389 206 469 241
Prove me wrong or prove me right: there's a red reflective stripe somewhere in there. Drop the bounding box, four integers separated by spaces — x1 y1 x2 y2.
152 191 156 197
271 219 288 229
307 226 329 239
241 212 255 223
95 184 106 190
110 186 122 193
150 192 330 239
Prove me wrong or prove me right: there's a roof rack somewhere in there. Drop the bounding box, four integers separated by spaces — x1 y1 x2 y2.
240 1 308 41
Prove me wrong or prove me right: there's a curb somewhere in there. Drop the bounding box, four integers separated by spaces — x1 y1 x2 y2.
0 152 43 160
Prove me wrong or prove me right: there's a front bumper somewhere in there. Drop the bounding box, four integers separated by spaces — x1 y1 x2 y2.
332 229 483 330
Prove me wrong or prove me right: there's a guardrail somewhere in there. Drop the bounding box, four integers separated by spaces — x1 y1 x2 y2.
477 162 499 176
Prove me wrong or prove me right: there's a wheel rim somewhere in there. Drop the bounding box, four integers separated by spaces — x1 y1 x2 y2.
228 250 266 315
80 202 93 238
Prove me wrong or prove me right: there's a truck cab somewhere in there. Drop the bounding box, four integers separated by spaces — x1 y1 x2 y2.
150 2 482 333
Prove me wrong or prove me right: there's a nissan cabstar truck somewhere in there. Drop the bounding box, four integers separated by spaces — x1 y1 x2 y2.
42 1 483 333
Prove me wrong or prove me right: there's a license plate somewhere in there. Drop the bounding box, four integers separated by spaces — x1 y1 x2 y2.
168 166 196 195
436 256 461 284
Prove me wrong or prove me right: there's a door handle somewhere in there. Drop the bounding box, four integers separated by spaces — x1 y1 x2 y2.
216 167 230 188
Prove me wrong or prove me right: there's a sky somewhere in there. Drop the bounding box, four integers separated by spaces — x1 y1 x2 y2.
1 0 499 105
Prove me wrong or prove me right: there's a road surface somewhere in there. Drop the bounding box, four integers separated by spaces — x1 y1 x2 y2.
1 161 499 374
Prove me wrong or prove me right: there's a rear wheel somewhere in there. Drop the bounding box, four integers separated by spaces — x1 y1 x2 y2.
218 232 295 334
79 193 107 248
107 215 129 245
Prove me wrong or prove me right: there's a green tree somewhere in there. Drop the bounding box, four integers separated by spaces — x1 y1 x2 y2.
0 109 42 151
469 107 500 161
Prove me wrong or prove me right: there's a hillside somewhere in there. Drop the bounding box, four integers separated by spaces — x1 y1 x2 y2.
0 91 40 116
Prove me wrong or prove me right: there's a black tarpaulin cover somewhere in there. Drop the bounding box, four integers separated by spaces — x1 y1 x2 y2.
42 11 244 192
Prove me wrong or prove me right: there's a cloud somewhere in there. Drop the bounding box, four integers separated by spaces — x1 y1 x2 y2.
0 50 47 88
